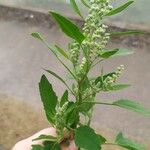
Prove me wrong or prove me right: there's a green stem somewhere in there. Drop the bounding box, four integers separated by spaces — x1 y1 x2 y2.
82 89 101 101
91 58 105 69
104 142 125 149
79 101 113 107
44 40 78 82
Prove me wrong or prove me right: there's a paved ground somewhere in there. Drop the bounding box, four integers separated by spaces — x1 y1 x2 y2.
0 14 150 149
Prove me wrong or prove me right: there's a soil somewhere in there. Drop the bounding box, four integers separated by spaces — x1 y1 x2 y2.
0 94 49 150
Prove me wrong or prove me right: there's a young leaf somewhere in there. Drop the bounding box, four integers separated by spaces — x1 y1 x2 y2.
75 126 101 150
81 0 90 8
115 132 145 150
39 75 58 123
110 31 146 36
49 11 84 44
55 45 69 60
113 99 150 116
70 0 83 18
60 90 68 107
108 84 131 91
31 32 44 41
99 49 119 58
106 1 134 16
32 135 57 142
112 49 134 57
99 48 133 58
31 32 58 56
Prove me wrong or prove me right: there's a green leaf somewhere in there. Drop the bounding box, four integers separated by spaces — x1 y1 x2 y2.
31 32 58 56
106 1 134 16
108 84 131 91
70 0 83 18
32 145 43 150
99 49 119 58
32 141 61 150
110 31 146 36
66 109 79 128
44 69 71 92
115 132 145 150
32 135 57 142
81 0 90 8
49 11 84 44
39 75 58 123
65 102 76 115
95 72 115 85
99 49 133 58
75 126 101 150
31 32 44 41
60 90 68 107
43 141 61 150
54 45 69 60
97 134 107 144
112 49 134 57
113 99 150 116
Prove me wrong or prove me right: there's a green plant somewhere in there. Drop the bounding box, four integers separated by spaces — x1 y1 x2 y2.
31 0 150 149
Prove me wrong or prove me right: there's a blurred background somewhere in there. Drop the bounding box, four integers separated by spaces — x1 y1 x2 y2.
0 0 150 150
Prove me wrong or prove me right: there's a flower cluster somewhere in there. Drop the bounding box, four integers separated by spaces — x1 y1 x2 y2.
69 41 80 66
82 0 113 61
55 102 69 135
79 57 87 74
104 65 125 87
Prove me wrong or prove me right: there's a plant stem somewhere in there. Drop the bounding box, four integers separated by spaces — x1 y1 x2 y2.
79 101 113 107
91 59 105 69
44 40 78 82
104 142 125 148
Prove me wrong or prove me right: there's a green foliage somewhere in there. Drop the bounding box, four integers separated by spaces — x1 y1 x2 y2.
32 135 57 142
32 145 43 150
60 90 68 107
39 75 58 124
99 49 119 58
74 126 102 150
31 0 150 150
106 1 134 16
70 0 83 18
113 99 150 116
108 84 131 91
49 11 84 44
32 141 61 150
110 30 146 36
80 0 90 8
31 32 44 41
99 48 134 58
115 132 145 150
111 49 134 57
54 45 69 60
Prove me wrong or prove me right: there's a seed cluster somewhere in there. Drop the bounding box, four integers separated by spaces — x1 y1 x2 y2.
69 41 80 66
55 102 69 135
102 65 125 90
82 0 113 60
69 0 113 69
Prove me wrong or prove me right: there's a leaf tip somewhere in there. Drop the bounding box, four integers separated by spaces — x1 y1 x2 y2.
31 32 43 41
